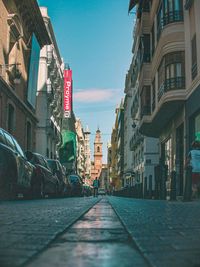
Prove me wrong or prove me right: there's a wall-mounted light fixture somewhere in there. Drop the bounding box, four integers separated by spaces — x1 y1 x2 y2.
0 63 21 84
132 118 139 128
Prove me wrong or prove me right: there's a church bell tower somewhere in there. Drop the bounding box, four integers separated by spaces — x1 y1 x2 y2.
93 128 103 178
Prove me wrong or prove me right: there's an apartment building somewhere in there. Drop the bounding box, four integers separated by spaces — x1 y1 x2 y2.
84 125 91 182
0 0 50 150
75 118 86 179
129 0 200 198
124 0 159 197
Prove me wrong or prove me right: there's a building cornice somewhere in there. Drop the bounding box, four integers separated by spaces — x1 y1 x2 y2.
15 0 51 47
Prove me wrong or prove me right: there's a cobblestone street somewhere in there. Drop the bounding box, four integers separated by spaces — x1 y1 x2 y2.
109 197 200 267
0 197 99 267
1 197 200 267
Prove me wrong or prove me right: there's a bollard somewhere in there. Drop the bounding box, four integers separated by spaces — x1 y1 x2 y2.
149 175 152 199
170 171 176 201
184 166 192 201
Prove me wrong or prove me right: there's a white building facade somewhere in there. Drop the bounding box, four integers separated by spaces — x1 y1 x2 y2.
84 126 91 182
35 7 63 158
75 118 86 179
124 9 159 196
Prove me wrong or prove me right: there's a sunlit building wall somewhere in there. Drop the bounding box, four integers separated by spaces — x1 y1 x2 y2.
35 7 63 159
0 0 50 151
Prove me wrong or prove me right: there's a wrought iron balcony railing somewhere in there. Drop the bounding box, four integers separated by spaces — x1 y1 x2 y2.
158 76 185 101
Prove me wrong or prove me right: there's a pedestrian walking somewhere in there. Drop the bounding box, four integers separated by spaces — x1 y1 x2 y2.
187 140 200 198
93 177 100 197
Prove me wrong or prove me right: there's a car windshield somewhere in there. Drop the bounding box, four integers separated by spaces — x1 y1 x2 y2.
47 160 57 171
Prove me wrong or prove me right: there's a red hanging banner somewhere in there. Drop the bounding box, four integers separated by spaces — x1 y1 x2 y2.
63 69 72 118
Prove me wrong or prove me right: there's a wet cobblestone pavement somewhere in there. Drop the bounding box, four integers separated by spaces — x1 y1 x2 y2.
1 197 200 267
0 197 99 267
27 198 149 267
109 197 200 267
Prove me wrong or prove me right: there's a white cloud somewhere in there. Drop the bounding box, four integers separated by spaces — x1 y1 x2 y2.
74 88 122 103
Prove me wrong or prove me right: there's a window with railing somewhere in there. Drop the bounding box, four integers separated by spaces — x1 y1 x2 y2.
157 0 183 40
140 34 151 65
158 51 185 101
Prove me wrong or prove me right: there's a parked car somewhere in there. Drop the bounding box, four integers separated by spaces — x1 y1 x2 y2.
47 159 70 196
0 128 35 199
25 151 59 198
98 188 106 196
68 174 83 197
83 184 92 196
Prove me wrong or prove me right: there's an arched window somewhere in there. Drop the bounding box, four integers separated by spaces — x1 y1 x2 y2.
7 103 15 134
97 146 100 152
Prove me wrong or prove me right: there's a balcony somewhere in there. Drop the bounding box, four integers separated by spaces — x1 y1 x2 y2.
129 130 144 151
47 46 53 66
157 10 184 40
140 78 186 137
46 81 53 100
158 77 185 102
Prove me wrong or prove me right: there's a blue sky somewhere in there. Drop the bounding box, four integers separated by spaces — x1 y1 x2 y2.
38 0 134 162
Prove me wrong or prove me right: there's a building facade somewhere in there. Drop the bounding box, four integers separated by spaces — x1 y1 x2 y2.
84 125 91 182
129 0 200 198
35 7 63 159
75 118 86 179
116 100 125 187
0 0 50 151
110 107 122 190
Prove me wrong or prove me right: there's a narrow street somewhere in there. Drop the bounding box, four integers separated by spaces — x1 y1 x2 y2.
1 197 200 267
27 198 148 267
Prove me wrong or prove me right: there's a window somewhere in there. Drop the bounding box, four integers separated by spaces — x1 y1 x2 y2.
7 103 15 134
165 52 185 91
140 86 151 117
158 51 185 100
191 34 197 79
142 34 150 63
97 146 100 153
157 0 183 40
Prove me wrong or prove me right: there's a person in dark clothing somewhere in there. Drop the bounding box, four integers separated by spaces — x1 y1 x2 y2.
93 177 100 197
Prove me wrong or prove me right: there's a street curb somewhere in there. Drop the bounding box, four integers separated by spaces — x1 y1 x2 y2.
107 196 153 267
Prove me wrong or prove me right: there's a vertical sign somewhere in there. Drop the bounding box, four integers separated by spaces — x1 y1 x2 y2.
63 69 72 118
27 34 40 108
